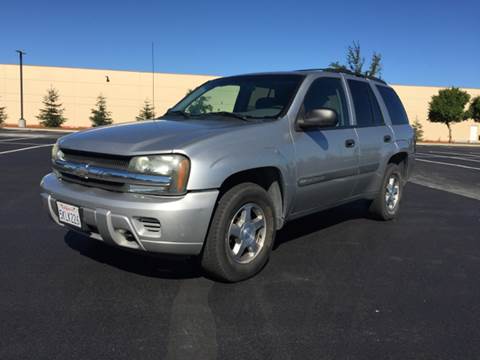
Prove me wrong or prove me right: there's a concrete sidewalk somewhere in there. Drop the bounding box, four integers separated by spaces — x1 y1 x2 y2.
1 126 74 133
417 141 480 147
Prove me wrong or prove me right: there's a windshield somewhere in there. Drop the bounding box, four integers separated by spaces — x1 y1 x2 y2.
168 74 304 120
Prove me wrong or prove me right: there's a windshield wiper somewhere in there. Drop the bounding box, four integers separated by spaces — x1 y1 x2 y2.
199 111 251 121
165 110 191 118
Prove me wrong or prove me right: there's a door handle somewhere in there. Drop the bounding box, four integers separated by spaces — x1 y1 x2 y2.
345 139 355 148
384 135 392 143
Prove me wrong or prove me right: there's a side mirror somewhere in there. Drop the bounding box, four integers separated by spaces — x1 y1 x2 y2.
298 108 338 129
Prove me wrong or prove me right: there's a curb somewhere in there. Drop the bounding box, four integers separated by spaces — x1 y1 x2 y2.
417 142 480 147
1 126 76 133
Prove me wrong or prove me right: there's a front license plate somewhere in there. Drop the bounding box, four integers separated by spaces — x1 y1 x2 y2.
57 201 82 228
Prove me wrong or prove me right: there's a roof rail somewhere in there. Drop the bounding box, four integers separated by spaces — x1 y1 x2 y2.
296 67 387 85
295 68 325 72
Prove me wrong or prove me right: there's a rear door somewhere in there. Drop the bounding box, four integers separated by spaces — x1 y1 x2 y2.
290 75 359 215
346 78 395 195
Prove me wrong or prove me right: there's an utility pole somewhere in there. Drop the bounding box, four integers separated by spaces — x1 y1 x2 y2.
16 50 26 128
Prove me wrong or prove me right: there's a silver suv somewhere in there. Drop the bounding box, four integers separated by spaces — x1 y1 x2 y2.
41 69 414 282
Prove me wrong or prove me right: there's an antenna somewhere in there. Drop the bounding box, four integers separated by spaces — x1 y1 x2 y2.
151 42 155 110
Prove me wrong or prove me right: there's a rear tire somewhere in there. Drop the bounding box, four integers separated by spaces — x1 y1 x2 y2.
369 164 403 220
200 183 276 282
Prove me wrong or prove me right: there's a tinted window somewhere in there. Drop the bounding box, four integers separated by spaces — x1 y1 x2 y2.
302 77 349 127
370 89 385 125
376 86 409 125
347 80 384 126
247 87 274 111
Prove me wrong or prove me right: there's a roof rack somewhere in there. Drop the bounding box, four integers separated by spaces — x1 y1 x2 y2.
296 68 387 85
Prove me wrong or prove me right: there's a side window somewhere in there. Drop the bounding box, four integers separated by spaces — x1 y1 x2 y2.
376 86 409 125
347 80 385 127
370 89 385 125
301 77 349 127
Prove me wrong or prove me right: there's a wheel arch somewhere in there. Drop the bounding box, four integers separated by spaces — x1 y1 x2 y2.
387 151 409 179
218 167 286 229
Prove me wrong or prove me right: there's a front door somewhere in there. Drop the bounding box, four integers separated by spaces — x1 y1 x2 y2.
291 76 359 215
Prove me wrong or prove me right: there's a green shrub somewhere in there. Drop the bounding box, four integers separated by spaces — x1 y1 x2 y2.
136 100 156 121
90 95 112 127
37 88 66 128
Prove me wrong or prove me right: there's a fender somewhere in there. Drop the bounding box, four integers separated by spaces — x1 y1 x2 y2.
181 119 297 216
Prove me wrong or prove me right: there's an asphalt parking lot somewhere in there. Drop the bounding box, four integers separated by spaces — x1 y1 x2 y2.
1 130 479 360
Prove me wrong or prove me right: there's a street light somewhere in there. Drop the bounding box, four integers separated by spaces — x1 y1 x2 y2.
16 50 26 128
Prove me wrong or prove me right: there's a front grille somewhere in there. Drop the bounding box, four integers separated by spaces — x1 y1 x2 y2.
58 149 131 191
62 149 130 170
56 149 170 194
60 172 126 192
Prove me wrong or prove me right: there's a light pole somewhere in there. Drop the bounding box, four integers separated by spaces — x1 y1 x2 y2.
16 50 26 128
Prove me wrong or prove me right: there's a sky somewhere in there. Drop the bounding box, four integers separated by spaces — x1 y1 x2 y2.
1 0 479 88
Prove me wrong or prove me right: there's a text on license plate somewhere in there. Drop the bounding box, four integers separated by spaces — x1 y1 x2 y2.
57 201 81 228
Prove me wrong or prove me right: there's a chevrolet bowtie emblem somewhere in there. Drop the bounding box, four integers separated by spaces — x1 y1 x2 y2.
74 164 90 179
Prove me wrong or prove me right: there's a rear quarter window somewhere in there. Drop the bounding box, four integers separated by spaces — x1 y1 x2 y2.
376 86 409 125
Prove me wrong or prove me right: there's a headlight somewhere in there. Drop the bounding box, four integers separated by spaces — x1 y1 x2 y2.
51 142 65 162
128 154 190 195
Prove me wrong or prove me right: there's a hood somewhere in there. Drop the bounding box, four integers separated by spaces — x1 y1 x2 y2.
58 118 244 156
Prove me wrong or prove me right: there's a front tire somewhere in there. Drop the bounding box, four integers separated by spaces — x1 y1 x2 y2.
200 183 276 282
369 164 403 220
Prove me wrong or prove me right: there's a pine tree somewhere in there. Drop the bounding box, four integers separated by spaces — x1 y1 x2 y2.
37 88 66 128
412 117 424 142
329 41 383 78
346 41 365 75
136 99 156 121
0 101 7 126
366 52 382 78
90 95 112 127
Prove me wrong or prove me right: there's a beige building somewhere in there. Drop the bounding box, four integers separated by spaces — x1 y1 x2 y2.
0 64 479 142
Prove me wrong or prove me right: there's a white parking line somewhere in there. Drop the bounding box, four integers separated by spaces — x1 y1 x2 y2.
416 158 480 171
0 144 54 155
417 152 480 164
0 141 54 146
426 150 480 159
0 137 30 142
409 177 480 201
0 133 50 139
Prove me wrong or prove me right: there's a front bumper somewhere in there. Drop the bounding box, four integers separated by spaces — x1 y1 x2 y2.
40 173 218 255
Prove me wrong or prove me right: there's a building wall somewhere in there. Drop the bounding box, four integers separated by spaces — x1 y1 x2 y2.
1 64 479 142
0 64 215 128
393 84 480 143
